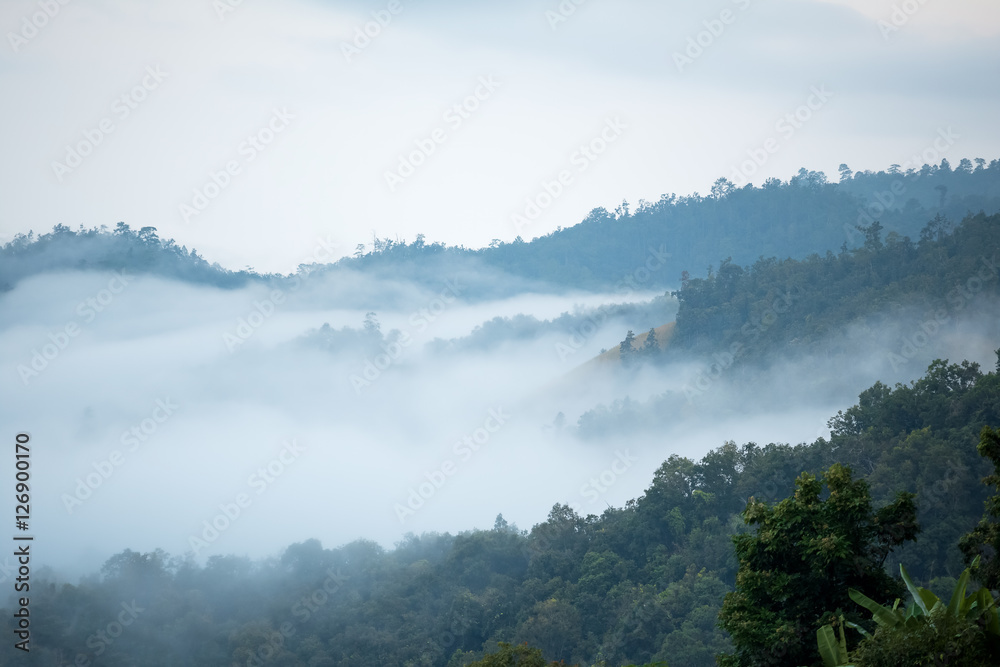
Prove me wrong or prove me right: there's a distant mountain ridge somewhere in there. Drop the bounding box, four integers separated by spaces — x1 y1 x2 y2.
2 158 998 294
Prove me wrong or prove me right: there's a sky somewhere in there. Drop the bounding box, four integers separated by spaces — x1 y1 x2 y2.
1 0 999 273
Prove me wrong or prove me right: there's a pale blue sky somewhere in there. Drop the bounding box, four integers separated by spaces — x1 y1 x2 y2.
1 0 998 272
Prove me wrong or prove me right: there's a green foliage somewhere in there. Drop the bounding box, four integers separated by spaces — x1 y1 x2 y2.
848 559 998 632
465 642 560 666
848 614 1000 667
0 222 260 291
4 359 1000 666
836 556 1000 666
577 209 1000 441
669 210 1000 365
718 465 919 667
815 617 851 667
959 426 1000 590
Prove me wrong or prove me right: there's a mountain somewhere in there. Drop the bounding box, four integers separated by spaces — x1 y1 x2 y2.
4 159 999 296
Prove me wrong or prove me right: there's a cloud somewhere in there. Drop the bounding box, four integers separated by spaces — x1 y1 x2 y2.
3 263 995 581
1 0 998 272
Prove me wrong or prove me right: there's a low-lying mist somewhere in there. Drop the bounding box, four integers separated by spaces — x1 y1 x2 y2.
1 267 996 581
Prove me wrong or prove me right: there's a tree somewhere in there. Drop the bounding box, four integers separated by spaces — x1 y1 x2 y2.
718 464 919 667
516 599 581 662
959 426 1000 590
712 177 735 199
620 330 637 367
935 184 948 208
642 328 659 358
857 221 884 252
843 556 1000 666
466 642 557 666
363 311 381 337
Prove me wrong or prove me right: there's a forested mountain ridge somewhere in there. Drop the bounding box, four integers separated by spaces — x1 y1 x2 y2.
576 208 1000 441
466 160 1000 290
668 210 1000 363
0 222 261 292
6 358 999 666
3 159 998 294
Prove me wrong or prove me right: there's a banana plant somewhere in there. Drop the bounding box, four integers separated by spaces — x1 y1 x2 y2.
847 556 1000 636
810 556 999 666
815 616 853 667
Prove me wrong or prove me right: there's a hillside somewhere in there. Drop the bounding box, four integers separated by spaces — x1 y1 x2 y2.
6 357 999 666
341 159 1000 291
574 210 1000 439
4 159 999 295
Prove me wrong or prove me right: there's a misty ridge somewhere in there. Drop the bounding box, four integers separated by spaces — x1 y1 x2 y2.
2 158 1000 666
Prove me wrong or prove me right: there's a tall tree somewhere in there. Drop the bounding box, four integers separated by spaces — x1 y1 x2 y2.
642 328 659 358
959 426 1000 590
718 464 919 667
620 330 637 367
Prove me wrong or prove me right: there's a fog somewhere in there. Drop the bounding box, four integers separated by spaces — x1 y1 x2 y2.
1 267 996 581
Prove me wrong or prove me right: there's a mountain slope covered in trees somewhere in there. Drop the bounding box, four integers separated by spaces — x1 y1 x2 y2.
5 357 999 666
4 159 999 295
577 208 1000 438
